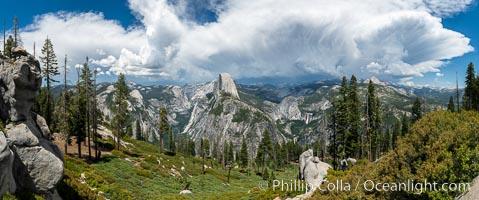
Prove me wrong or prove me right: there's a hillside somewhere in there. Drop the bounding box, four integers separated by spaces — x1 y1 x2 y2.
54 138 299 200
310 110 479 200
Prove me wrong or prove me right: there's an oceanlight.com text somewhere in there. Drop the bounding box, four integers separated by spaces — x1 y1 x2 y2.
271 179 470 194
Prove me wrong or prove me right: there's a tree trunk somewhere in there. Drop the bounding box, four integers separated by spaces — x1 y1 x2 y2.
94 71 98 160
202 152 205 175
117 99 121 151
160 133 163 153
78 137 81 158
227 167 231 183
262 146 265 175
86 75 91 160
46 58 50 126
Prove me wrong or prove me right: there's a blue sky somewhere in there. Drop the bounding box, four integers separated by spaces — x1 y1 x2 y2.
0 0 136 28
1 0 478 87
437 5 479 87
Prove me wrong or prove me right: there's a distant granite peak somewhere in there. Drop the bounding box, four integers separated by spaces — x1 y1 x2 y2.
217 73 239 99
363 76 387 86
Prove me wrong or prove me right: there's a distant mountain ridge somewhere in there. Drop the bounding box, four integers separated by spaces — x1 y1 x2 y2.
52 74 462 155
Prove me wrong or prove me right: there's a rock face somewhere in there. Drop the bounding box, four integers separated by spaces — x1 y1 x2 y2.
217 73 239 99
0 55 42 121
303 157 330 189
457 176 479 200
0 51 64 198
299 149 331 189
0 131 16 195
299 149 313 180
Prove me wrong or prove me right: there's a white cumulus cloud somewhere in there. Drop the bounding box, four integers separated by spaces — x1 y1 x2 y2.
20 0 474 83
21 12 146 76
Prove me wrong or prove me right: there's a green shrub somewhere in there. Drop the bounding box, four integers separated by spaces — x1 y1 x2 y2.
111 150 125 157
206 93 214 100
134 168 153 178
311 111 479 200
232 108 250 122
58 169 99 200
143 155 158 164
211 102 224 116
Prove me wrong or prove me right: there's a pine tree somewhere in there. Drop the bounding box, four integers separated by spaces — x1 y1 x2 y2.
168 129 175 152
401 113 409 136
81 59 93 160
348 75 361 158
262 168 269 181
273 142 282 169
269 170 276 186
383 128 391 152
4 35 13 58
70 77 86 158
412 97 422 123
228 141 234 162
200 138 210 174
256 129 273 174
39 37 59 126
92 68 100 159
188 139 196 156
239 137 248 169
464 62 475 110
328 100 339 170
61 55 69 154
136 120 142 140
177 135 184 153
223 140 228 166
365 80 381 161
392 120 400 148
112 73 129 150
203 139 210 157
126 125 133 137
56 91 68 153
374 96 382 158
475 77 479 111
464 62 477 110
447 96 455 112
336 76 350 159
212 139 218 161
158 107 169 153
281 141 289 166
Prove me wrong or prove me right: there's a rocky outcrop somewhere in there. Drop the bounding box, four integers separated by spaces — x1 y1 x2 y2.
0 131 16 195
217 73 239 99
303 157 330 189
457 176 479 200
0 51 64 198
298 149 331 189
288 149 331 200
299 149 313 180
0 55 42 121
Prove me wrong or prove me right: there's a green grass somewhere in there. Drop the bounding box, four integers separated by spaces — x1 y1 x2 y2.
59 138 301 200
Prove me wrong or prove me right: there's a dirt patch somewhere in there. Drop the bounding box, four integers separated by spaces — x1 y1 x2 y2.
53 133 112 158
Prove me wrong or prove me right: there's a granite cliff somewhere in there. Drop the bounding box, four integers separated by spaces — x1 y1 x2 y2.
0 50 64 199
